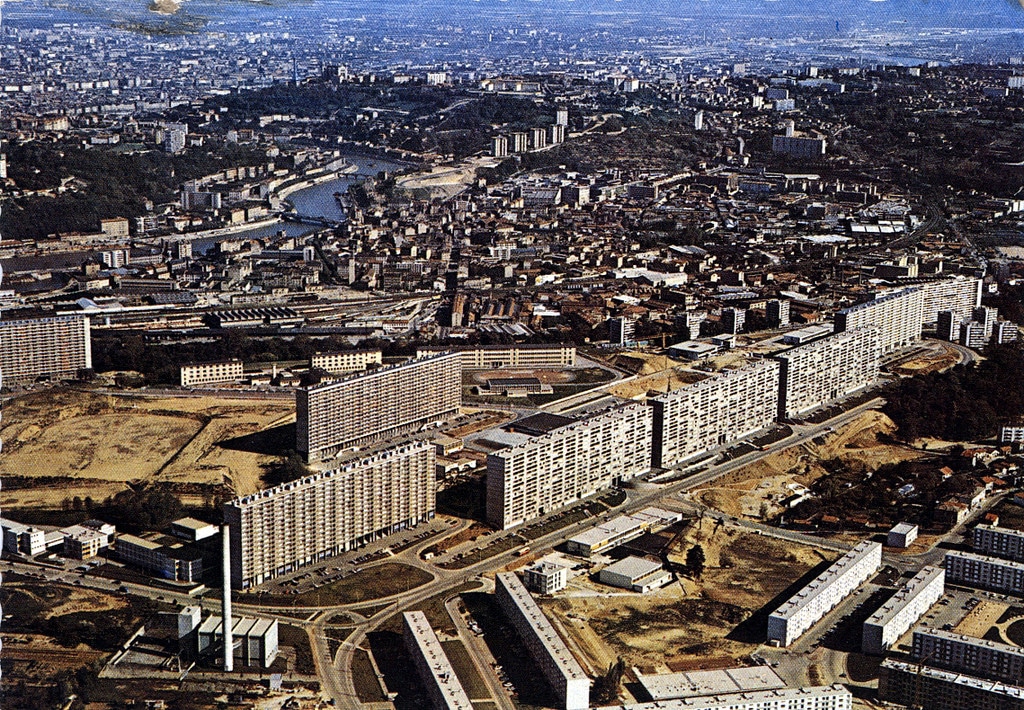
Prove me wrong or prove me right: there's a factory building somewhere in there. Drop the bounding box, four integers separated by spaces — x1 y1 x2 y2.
197 615 279 668
944 550 1024 596
973 524 1024 563
486 403 652 530
403 611 474 710
862 565 945 655
913 629 1024 684
296 352 460 463
0 314 92 382
834 287 924 354
224 442 436 589
767 541 882 647
598 556 672 593
495 572 590 710
773 328 880 420
651 360 780 468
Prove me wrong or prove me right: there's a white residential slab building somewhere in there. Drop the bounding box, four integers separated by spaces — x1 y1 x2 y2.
768 541 882 647
596 684 852 710
973 524 1024 563
862 565 945 655
774 328 880 420
486 403 652 530
913 628 1024 684
834 287 924 354
495 572 590 710
403 611 474 710
944 550 1024 596
651 360 780 468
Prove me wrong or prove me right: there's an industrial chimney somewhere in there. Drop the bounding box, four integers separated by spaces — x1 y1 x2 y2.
221 524 233 672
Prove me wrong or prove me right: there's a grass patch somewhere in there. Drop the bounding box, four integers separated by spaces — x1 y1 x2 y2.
352 648 387 703
442 640 491 699
250 563 433 606
278 624 315 675
378 581 484 636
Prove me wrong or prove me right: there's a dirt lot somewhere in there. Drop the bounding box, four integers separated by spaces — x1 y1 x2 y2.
0 388 294 508
540 524 831 675
608 367 707 400
692 410 927 520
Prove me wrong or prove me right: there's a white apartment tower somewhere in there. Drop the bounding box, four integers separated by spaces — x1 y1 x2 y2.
296 352 460 463
862 565 945 655
223 442 436 588
774 328 880 420
486 403 652 530
0 314 92 382
834 287 924 354
651 360 780 468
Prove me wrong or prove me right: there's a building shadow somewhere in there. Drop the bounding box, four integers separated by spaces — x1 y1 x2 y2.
726 557 835 644
217 423 296 455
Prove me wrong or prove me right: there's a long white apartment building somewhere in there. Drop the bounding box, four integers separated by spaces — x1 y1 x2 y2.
768 540 882 647
0 314 92 382
596 684 852 710
223 442 435 589
834 287 924 354
417 344 576 370
403 611 474 710
180 359 244 387
651 360 780 468
880 659 1024 710
310 349 382 374
916 276 983 324
486 403 652 530
945 550 1024 596
913 628 1024 684
973 524 1024 563
862 565 945 655
495 572 590 710
296 351 460 463
774 328 880 420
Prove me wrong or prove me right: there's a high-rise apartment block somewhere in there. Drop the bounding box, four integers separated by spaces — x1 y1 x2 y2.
772 134 826 158
917 277 982 324
651 360 780 468
774 328 879 420
936 310 957 341
309 349 382 374
721 307 746 334
944 550 1024 595
223 442 436 588
768 541 882 647
973 524 1024 563
0 314 92 382
834 287 923 354
296 352 460 463
609 317 635 346
913 628 1024 685
766 299 790 328
494 572 590 710
862 565 945 655
486 403 652 530
492 135 509 158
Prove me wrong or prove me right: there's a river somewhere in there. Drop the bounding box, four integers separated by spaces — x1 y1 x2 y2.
191 153 406 254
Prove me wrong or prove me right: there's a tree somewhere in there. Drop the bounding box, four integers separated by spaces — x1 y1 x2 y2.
686 544 706 580
592 657 626 704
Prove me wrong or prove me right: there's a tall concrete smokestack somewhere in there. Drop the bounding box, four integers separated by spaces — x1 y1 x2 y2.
221 524 233 672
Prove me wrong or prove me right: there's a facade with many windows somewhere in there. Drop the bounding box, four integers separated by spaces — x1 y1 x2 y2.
310 349 382 374
0 314 92 382
179 359 244 387
416 344 576 370
224 442 436 589
945 550 1024 595
834 287 924 354
486 403 652 530
913 629 1024 684
296 352 460 463
973 524 1024 563
651 360 780 468
774 328 880 420
862 565 945 655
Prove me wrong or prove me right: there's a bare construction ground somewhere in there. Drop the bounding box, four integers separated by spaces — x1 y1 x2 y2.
1 388 294 508
540 524 830 675
692 410 928 520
